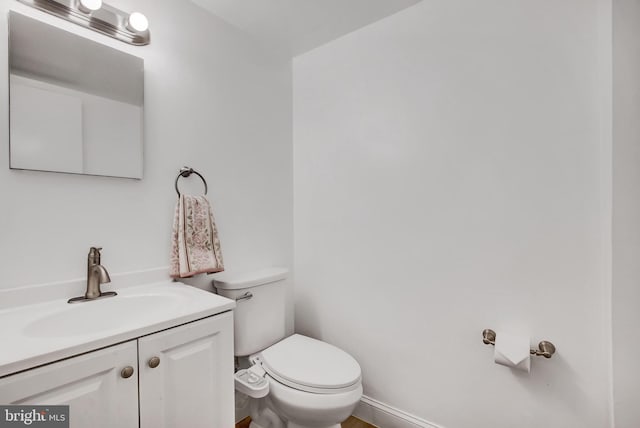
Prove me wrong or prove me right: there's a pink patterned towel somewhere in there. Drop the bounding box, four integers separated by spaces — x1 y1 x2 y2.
170 195 224 278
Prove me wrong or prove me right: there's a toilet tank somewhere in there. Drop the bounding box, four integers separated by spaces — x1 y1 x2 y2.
213 267 288 357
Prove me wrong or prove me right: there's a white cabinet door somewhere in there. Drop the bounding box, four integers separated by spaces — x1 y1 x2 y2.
0 341 138 428
138 313 234 428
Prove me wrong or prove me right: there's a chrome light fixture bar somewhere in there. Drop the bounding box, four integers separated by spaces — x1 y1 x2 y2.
16 0 150 46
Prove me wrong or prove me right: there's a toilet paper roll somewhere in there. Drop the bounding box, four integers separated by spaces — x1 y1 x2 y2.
494 332 531 373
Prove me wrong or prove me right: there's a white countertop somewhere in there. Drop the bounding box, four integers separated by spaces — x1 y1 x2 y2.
0 279 235 378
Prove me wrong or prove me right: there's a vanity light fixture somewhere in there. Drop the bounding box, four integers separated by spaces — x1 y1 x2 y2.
16 0 150 46
126 12 149 33
77 0 102 13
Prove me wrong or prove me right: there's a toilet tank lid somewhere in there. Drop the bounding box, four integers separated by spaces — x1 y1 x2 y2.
212 267 289 290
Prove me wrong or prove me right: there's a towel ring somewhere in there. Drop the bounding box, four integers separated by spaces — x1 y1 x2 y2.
175 167 208 197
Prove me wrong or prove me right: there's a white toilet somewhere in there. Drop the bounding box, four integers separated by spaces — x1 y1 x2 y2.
213 268 363 428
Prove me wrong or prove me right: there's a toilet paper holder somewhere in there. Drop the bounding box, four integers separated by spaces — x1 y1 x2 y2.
482 329 556 359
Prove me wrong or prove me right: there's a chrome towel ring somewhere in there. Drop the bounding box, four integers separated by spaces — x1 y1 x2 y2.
175 166 208 197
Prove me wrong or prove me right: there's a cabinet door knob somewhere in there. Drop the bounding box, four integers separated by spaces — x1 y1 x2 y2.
121 366 134 378
148 356 160 368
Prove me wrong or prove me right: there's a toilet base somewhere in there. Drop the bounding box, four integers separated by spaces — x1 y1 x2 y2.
250 419 340 428
249 393 348 428
288 424 340 428
250 399 284 428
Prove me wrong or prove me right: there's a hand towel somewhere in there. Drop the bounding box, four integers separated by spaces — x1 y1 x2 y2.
170 194 224 278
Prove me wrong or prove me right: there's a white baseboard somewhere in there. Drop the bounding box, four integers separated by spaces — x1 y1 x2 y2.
353 395 444 428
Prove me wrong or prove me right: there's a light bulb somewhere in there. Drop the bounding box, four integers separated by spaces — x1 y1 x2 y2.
126 12 149 33
78 0 102 13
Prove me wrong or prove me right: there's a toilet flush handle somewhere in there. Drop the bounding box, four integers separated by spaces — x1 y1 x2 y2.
236 292 253 302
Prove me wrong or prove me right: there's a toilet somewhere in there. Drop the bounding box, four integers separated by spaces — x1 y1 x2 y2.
213 268 363 428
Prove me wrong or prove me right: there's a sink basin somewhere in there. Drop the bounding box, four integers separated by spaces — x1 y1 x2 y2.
23 294 185 337
0 277 236 378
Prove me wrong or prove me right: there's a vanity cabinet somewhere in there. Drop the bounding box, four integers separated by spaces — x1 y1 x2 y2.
0 341 139 428
0 313 234 428
138 313 234 428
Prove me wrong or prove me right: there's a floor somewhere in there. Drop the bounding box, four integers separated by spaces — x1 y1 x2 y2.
342 416 378 428
236 416 376 428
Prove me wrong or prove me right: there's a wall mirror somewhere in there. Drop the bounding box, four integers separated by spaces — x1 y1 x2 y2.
8 12 144 179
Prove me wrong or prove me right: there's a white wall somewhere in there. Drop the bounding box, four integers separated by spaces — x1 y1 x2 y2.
612 0 640 426
293 1 611 427
0 0 293 322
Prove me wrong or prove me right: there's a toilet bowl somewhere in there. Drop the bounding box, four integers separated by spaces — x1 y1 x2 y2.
213 268 363 428
250 334 362 428
251 375 362 428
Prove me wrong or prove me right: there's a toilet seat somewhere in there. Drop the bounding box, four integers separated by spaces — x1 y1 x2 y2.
253 334 361 394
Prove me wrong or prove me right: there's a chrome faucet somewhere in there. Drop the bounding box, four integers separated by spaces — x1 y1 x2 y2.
85 247 111 298
68 247 117 303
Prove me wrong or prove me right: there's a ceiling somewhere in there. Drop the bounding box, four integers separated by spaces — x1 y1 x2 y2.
190 0 421 57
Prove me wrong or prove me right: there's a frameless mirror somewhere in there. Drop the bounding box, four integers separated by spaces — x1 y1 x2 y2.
8 12 144 179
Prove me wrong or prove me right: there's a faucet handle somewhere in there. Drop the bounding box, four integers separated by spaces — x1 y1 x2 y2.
88 247 103 264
